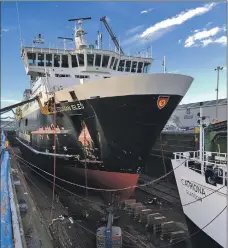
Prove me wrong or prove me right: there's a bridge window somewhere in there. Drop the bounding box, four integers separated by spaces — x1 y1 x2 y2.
38 53 44 66
55 74 70 77
137 62 143 73
27 52 36 66
118 60 125 71
113 58 118 70
46 54 52 67
143 62 151 73
54 54 60 67
78 54 84 66
62 55 69 68
110 57 115 68
102 55 110 68
125 61 131 72
95 54 101 67
87 54 94 66
131 61 137 73
71 55 78 67
75 75 90 79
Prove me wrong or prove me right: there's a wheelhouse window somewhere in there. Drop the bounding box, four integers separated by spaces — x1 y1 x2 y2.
110 57 115 68
125 61 131 72
118 60 125 71
78 54 84 66
95 54 102 67
71 55 78 67
55 74 70 77
27 52 36 66
143 62 151 73
37 53 44 66
131 61 137 73
137 62 143 73
113 58 118 70
62 55 69 68
46 54 52 67
54 54 60 67
87 54 95 66
102 55 110 68
75 75 90 79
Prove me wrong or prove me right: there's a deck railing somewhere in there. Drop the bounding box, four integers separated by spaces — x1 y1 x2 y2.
173 150 227 187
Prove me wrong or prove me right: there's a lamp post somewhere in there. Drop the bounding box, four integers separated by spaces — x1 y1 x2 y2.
214 66 223 120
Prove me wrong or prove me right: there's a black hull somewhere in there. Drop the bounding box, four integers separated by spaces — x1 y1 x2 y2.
82 94 182 173
17 93 181 174
185 215 222 248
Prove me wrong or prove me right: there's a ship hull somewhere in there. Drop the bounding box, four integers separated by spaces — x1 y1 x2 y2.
56 73 193 173
171 157 226 247
17 139 138 200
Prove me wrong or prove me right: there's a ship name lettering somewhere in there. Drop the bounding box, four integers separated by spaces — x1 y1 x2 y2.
181 179 206 196
56 103 84 112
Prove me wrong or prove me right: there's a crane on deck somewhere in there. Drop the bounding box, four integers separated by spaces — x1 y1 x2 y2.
100 16 124 56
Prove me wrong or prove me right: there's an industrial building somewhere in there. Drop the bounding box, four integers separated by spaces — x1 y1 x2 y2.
168 98 227 128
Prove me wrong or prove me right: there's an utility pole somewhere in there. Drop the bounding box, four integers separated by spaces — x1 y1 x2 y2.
214 66 223 120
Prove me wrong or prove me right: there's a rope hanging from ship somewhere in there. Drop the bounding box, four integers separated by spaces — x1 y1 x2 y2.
8 149 189 191
8 144 226 209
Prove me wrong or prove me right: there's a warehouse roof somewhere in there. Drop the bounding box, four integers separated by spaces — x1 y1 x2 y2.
177 98 227 110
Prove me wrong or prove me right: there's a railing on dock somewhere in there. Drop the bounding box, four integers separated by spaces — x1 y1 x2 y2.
1 131 23 248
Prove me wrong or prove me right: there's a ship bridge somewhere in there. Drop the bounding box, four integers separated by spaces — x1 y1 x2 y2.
21 46 153 80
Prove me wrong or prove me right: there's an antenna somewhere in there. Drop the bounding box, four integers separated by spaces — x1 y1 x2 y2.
33 33 44 44
68 17 91 50
68 17 92 22
162 56 166 73
57 37 73 50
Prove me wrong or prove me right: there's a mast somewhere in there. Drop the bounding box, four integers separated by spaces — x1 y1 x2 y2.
68 17 91 50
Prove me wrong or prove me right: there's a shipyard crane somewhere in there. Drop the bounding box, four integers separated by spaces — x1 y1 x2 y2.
100 16 124 55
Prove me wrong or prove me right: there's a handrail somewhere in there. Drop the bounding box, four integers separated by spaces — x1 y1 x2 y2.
1 131 13 247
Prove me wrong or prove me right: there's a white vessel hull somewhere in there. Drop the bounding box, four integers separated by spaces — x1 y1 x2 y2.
172 157 226 247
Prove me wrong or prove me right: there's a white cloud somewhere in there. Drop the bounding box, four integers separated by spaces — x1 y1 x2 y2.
201 36 227 47
178 39 182 44
126 25 144 36
1 28 9 32
123 3 216 46
184 26 226 47
106 16 111 22
141 8 153 14
206 21 212 27
140 3 215 38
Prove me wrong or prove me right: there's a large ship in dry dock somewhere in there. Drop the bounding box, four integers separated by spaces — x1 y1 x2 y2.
15 16 193 199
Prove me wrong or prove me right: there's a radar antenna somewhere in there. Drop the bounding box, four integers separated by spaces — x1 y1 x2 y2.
33 33 44 44
100 16 124 55
68 17 91 50
57 37 73 50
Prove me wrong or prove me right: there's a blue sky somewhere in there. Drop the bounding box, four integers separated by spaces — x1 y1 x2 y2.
1 1 226 112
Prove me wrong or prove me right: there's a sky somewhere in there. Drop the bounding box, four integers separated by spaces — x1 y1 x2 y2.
1 1 227 116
